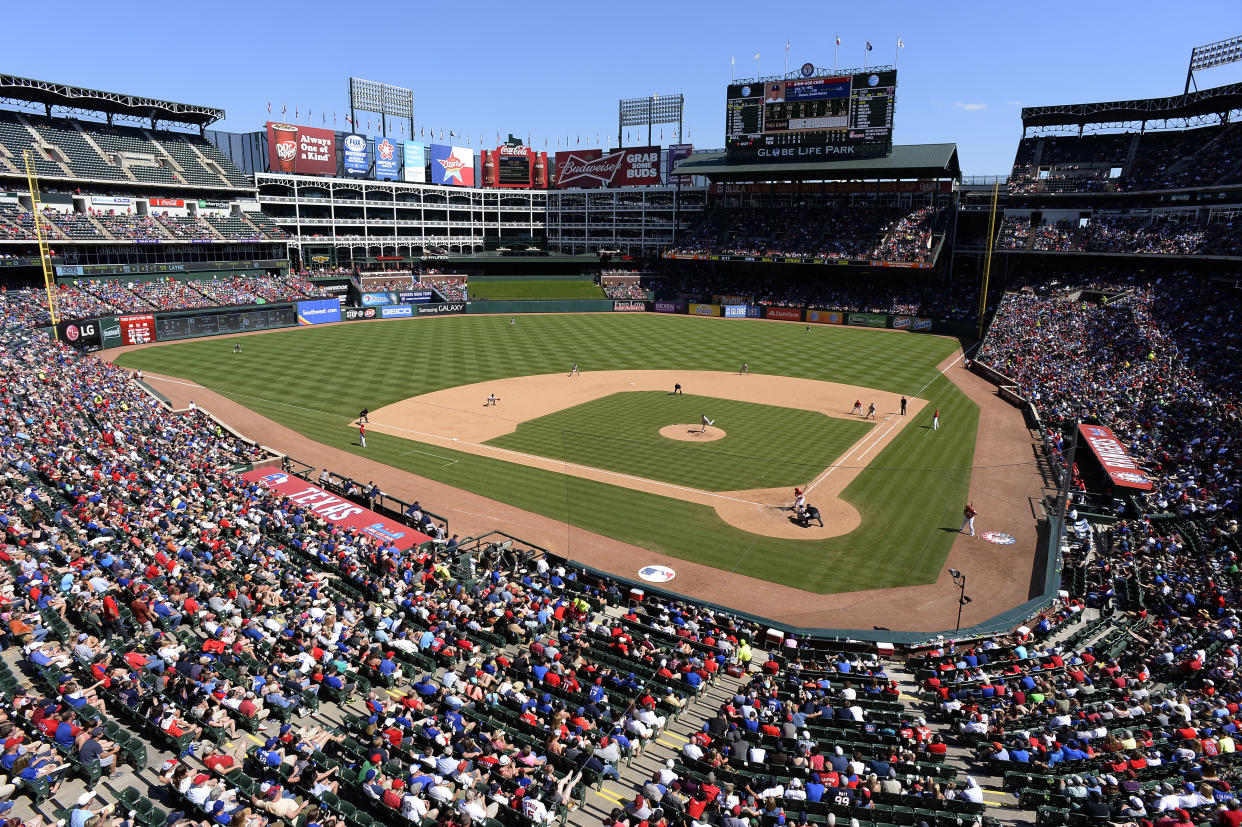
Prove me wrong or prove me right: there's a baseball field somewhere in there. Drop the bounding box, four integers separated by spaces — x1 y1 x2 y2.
115 313 978 595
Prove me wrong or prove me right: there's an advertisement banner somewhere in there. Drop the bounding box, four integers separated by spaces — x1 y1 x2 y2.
415 302 466 316
149 198 184 208
343 307 380 322
491 145 533 188
98 317 122 349
397 290 433 304
722 305 748 318
361 292 394 307
240 470 432 550
430 144 475 187
1078 424 1154 491
554 146 662 188
712 294 750 306
297 299 342 325
612 301 647 312
653 301 686 314
92 196 132 207
764 307 803 321
343 134 369 176
847 313 886 328
375 137 399 181
668 143 694 185
891 316 911 330
688 303 721 317
806 310 843 325
380 305 413 318
57 319 101 351
266 122 336 175
403 141 426 183
911 318 933 331
118 313 155 344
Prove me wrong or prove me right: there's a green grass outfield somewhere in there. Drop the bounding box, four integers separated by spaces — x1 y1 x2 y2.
117 314 977 594
467 280 605 301
485 391 873 492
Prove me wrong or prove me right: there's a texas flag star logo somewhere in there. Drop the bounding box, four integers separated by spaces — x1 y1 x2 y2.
436 146 473 185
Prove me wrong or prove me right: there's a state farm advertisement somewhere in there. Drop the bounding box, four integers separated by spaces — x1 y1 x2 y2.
266 122 337 175
240 469 433 550
554 146 661 188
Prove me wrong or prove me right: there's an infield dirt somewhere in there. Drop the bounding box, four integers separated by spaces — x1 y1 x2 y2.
366 370 925 540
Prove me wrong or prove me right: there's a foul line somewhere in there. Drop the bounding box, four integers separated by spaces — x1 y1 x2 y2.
147 376 205 389
398 448 460 467
370 420 768 508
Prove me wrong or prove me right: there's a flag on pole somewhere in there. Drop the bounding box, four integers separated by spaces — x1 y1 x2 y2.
333 112 337 126
866 41 872 51
835 35 841 46
345 114 352 126
266 100 271 115
294 106 298 120
898 37 904 48
282 104 287 116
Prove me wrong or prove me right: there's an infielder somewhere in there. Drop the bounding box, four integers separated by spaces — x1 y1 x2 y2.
569 363 580 378
485 393 499 407
359 422 367 448
851 400 863 416
700 414 715 433
673 383 683 396
739 362 749 375
960 502 977 536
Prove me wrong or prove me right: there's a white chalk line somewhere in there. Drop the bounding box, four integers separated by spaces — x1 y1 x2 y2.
370 420 768 508
398 448 460 467
146 376 205 389
804 417 901 496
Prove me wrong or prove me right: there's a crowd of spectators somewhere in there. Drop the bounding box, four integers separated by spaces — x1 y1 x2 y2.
602 283 648 300
999 215 1241 257
1007 124 1242 193
669 206 942 263
425 278 468 302
14 275 331 323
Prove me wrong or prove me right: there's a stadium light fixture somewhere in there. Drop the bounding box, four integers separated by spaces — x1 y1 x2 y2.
618 93 684 148
1185 35 1242 93
349 77 414 138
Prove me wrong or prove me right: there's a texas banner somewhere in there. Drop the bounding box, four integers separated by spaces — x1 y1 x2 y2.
430 144 475 186
554 146 661 188
239 469 432 550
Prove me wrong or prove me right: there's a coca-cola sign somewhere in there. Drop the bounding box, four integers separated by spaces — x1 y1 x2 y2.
554 146 662 188
500 145 529 157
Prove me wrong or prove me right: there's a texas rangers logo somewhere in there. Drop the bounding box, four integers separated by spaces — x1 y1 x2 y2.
258 473 289 486
980 531 1016 545
638 565 676 583
377 139 395 161
1110 471 1149 485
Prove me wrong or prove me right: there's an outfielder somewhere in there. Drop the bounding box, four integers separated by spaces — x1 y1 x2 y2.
933 408 940 430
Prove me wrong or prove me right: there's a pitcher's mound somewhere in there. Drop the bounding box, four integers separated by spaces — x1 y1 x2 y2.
660 424 725 442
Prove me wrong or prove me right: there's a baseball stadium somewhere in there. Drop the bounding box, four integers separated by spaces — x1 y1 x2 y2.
0 13 1240 827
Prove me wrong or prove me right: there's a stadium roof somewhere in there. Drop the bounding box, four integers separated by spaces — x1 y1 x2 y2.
672 143 960 182
1021 82 1242 130
0 74 225 127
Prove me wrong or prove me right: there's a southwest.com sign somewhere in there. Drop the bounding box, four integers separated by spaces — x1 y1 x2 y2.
297 299 342 325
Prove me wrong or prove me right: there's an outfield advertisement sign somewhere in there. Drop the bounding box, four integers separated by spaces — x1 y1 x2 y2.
403 142 426 183
297 299 342 325
653 301 686 314
848 313 888 328
891 316 911 330
266 122 336 175
911 317 933 331
361 291 433 307
380 305 413 318
99 317 122 349
764 307 803 321
806 310 843 325
430 144 475 186
613 301 647 312
240 470 432 551
375 137 399 181
554 146 662 188
688 303 721 317
57 319 102 352
415 302 466 316
342 307 379 321
343 134 370 176
1077 424 1154 491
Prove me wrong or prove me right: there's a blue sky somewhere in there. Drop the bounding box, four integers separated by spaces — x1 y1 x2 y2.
6 0 1240 175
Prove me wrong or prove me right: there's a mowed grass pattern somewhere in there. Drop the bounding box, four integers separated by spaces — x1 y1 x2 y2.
485 391 873 491
467 280 605 300
118 314 976 596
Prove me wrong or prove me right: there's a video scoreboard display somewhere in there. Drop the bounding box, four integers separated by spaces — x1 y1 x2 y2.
726 70 895 162
497 153 530 186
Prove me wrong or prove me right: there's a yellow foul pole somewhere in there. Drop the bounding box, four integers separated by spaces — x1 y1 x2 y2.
23 150 58 339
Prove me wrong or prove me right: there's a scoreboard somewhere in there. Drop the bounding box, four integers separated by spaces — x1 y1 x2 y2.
726 70 895 162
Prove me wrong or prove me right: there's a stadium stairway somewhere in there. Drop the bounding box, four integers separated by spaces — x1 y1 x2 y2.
72 121 120 173
17 116 74 178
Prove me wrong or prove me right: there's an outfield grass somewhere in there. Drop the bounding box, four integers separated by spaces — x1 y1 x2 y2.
116 314 976 594
467 280 605 301
485 391 873 491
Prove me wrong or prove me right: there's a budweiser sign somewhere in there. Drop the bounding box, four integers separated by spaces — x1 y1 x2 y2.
555 146 661 188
